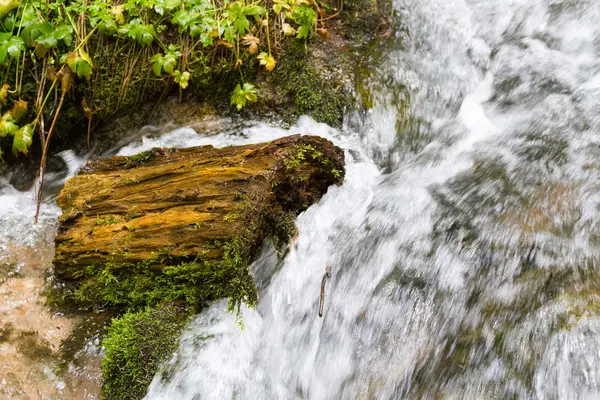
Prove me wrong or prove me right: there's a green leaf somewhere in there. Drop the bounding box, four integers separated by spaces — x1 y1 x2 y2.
151 45 181 76
173 70 190 89
119 19 156 46
3 13 15 31
12 124 33 156
227 2 250 35
230 82 257 110
0 34 24 63
66 48 94 80
244 5 266 17
154 0 181 15
150 53 163 76
0 112 17 137
292 4 316 39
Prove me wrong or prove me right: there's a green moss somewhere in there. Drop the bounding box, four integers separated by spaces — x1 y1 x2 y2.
96 215 120 226
284 144 325 171
124 150 155 169
61 232 257 316
271 40 349 127
101 302 191 400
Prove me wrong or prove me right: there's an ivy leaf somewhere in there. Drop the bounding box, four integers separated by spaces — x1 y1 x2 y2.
66 48 94 80
12 124 33 156
0 112 17 137
257 52 276 72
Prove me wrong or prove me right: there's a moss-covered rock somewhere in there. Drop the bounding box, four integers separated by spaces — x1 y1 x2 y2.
101 302 191 400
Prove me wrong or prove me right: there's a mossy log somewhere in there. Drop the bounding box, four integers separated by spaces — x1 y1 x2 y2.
52 134 344 309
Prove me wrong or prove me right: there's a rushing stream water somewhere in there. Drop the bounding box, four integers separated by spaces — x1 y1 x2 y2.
3 0 600 398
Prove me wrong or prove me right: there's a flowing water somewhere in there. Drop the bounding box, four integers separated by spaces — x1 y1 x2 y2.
3 0 600 398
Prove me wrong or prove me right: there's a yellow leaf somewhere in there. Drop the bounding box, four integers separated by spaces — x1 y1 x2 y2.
111 5 125 25
282 23 296 37
258 52 277 72
9 100 27 121
242 34 260 55
235 58 243 69
0 84 9 106
81 99 92 120
217 39 233 49
317 28 329 40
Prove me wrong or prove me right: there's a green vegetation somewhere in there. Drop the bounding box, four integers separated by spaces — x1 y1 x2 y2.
0 0 338 162
284 143 325 170
96 214 120 225
101 302 191 399
124 149 154 168
68 243 257 312
270 40 349 126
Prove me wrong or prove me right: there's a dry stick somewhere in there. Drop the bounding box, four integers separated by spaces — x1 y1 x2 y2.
34 71 71 224
321 0 344 22
319 265 332 317
86 113 93 150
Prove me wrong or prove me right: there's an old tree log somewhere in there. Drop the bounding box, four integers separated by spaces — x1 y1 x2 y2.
52 135 344 311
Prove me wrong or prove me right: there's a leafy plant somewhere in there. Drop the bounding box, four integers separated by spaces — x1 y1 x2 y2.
11 124 33 155
65 49 94 80
230 82 258 110
119 18 156 46
257 51 276 71
292 3 316 39
0 32 24 64
173 70 190 88
151 45 182 75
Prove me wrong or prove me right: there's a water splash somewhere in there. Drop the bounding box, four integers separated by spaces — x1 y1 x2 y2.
145 0 600 399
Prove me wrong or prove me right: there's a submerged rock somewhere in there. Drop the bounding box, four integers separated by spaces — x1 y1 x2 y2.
52 134 345 310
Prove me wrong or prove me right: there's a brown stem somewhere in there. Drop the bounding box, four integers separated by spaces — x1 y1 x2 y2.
34 85 68 224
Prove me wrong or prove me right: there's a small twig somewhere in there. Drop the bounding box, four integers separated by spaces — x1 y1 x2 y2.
34 70 71 224
319 265 332 317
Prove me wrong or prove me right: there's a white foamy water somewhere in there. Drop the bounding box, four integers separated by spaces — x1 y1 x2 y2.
2 0 600 398
145 0 600 399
